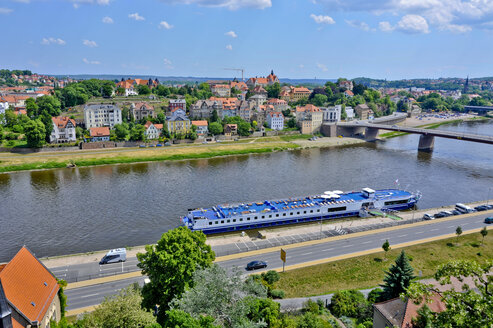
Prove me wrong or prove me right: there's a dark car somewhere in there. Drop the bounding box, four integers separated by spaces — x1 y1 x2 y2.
475 205 489 212
434 212 446 218
486 205 493 210
485 217 493 224
451 210 461 215
246 260 267 270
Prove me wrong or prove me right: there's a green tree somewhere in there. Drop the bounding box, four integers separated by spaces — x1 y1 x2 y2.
171 264 266 328
137 227 215 325
330 289 367 318
165 309 218 328
101 81 114 98
366 288 383 304
4 109 18 128
129 124 146 141
209 122 223 135
296 312 330 328
76 285 157 328
116 86 125 96
382 239 390 260
24 119 46 148
25 97 39 118
247 298 280 328
265 82 281 99
237 121 251 136
380 250 416 301
480 226 488 245
36 95 61 117
114 123 129 141
137 85 151 95
456 226 463 243
287 118 297 129
211 109 219 123
311 94 328 106
407 260 493 327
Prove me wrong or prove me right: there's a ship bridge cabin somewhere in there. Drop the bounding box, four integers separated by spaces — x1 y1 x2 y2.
362 188 376 198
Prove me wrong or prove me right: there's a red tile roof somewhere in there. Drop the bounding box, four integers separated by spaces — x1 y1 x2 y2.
52 116 75 129
296 104 320 112
90 127 110 137
0 247 59 324
192 120 208 126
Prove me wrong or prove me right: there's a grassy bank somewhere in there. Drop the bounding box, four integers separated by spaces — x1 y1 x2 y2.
0 143 299 173
275 231 492 298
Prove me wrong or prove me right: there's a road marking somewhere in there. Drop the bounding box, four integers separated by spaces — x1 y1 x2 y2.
342 245 352 248
301 252 313 256
415 231 424 234
397 234 408 238
80 293 99 298
362 241 372 244
322 248 334 251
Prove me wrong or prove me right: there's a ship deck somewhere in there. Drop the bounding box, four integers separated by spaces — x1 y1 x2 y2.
190 189 411 221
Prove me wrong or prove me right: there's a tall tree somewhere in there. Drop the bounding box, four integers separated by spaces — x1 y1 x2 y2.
25 97 39 118
24 119 46 148
480 226 488 245
382 239 390 260
380 250 416 301
456 226 462 243
137 227 215 325
137 85 151 95
209 122 223 135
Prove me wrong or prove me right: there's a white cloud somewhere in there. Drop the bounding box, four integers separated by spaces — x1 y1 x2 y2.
313 0 485 32
158 21 173 29
345 19 373 31
13 0 30 3
226 44 233 50
310 14 335 24
299 64 305 69
41 37 66 45
158 0 272 10
129 12 145 21
396 14 430 33
102 16 114 24
71 0 111 7
316 63 328 72
379 21 394 32
82 58 101 65
83 39 98 47
225 30 238 38
0 8 13 14
163 58 174 69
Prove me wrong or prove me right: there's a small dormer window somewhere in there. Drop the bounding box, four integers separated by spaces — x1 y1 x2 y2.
44 282 48 286
31 302 36 306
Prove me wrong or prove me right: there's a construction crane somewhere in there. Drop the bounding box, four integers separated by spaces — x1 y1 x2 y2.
224 68 245 81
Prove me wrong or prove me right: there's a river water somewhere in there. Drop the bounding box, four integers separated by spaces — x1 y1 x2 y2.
1 120 492 261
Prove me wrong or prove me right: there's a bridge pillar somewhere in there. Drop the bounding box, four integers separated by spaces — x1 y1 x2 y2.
365 127 379 141
418 134 435 151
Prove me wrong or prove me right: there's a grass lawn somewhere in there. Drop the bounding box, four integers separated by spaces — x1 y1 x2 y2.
275 232 492 298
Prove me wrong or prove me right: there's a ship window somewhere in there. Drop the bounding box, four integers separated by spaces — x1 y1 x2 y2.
255 216 258 220
276 214 279 217
310 210 313 213
297 212 300 215
209 222 212 226
290 212 293 215
317 209 320 212
303 211 306 214
240 218 243 221
328 206 346 212
283 213 286 216
269 215 272 218
221 220 224 224
227 220 230 223
247 218 250 221
233 219 236 222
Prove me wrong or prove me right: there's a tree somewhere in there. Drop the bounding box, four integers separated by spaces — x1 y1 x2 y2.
330 289 368 318
211 109 219 123
24 119 46 148
129 124 146 141
287 118 297 129
116 87 125 96
456 226 462 243
137 227 215 325
366 288 383 304
480 226 488 245
101 81 114 98
170 264 266 328
237 121 251 136
165 309 218 328
25 97 39 118
209 122 223 135
311 94 328 106
36 95 61 117
380 250 416 301
114 123 129 141
76 285 157 328
247 298 280 328
382 239 390 260
137 85 151 95
407 260 493 327
265 82 281 99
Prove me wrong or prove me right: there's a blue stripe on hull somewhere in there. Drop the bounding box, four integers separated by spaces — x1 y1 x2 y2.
194 211 360 234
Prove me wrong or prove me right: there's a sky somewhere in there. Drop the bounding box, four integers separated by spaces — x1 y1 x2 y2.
1 0 493 80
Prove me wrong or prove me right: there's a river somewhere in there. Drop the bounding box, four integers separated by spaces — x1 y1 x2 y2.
1 120 492 261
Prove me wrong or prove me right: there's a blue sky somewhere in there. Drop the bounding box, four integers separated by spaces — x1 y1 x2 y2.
1 0 493 80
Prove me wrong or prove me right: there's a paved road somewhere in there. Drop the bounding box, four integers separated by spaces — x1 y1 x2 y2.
65 211 492 311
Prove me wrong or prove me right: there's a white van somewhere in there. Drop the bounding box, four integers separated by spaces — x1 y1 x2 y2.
99 248 127 264
455 203 474 214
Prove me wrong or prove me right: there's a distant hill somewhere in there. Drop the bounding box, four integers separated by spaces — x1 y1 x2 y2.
50 74 335 86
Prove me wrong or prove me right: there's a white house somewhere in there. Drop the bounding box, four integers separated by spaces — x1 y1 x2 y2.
267 112 284 131
345 106 354 120
0 97 8 119
191 120 208 136
322 106 341 123
50 116 77 143
144 121 163 139
84 104 122 129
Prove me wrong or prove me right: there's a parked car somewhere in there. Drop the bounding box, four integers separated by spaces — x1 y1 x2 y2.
156 144 163 147
423 213 434 220
246 260 267 271
437 211 453 217
164 142 171 146
451 210 462 215
434 212 447 218
475 205 489 212
100 248 127 265
484 217 493 224
139 145 146 148
486 204 493 210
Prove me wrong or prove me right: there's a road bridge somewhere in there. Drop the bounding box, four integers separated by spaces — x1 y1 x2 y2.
339 122 493 151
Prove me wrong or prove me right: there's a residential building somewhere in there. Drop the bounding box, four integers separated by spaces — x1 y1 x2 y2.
267 112 284 130
131 102 155 121
338 80 353 91
116 78 159 96
279 90 291 102
115 80 137 96
343 90 354 98
296 104 323 133
190 99 222 119
224 124 237 136
251 110 266 128
0 97 8 117
84 104 122 129
167 109 191 134
209 97 238 119
50 116 76 143
144 121 163 139
252 85 268 97
321 106 341 122
300 118 313 135
0 246 61 328
266 98 288 112
246 70 279 88
211 84 231 97
191 120 208 136
345 106 354 120
248 94 267 108
373 293 445 328
290 87 311 102
237 100 251 122
230 81 248 92
355 104 373 120
89 127 110 141
169 99 186 112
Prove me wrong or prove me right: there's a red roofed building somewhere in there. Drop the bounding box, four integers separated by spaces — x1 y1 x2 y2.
296 104 322 134
144 121 163 139
211 84 231 97
116 78 159 96
266 98 288 112
246 70 279 88
0 247 61 328
290 87 311 102
191 120 208 136
89 127 110 142
50 116 76 143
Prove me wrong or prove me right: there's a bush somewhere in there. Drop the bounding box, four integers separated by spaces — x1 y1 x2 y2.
5 132 18 140
330 290 367 318
339 316 355 328
12 124 23 133
270 289 285 299
262 270 280 285
367 288 383 304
